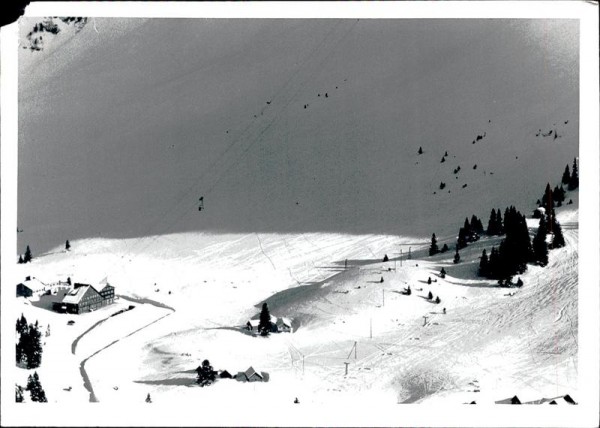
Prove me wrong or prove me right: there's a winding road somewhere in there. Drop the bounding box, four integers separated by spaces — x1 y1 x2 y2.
73 295 175 402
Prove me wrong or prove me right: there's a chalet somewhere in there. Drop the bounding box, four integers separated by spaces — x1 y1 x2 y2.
276 317 293 333
219 370 233 379
246 319 260 331
97 282 115 305
52 281 116 314
247 315 291 333
495 395 521 405
16 276 46 297
234 366 268 382
16 283 33 298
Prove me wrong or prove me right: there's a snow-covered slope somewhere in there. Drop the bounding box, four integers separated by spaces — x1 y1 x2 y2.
17 19 578 254
12 203 578 405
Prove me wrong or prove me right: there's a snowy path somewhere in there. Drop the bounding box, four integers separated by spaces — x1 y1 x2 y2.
72 296 175 402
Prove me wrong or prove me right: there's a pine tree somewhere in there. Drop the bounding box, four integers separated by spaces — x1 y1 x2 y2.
16 384 24 403
19 323 43 369
16 314 28 335
440 267 446 279
441 156 445 163
418 146 423 155
26 372 47 402
568 158 578 190
488 247 499 278
24 245 33 263
496 209 504 235
258 302 272 336
532 216 549 266
18 255 24 264
457 227 468 249
382 254 389 262
65 240 71 251
435 296 441 304
562 164 571 185
441 243 449 253
453 246 461 264
551 221 566 249
146 393 152 403
541 183 554 212
427 277 432 285
196 359 217 387
439 182 446 190
479 249 489 277
429 233 439 256
427 291 433 300
487 209 497 235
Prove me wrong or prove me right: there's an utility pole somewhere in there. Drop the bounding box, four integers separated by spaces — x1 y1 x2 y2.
344 362 350 376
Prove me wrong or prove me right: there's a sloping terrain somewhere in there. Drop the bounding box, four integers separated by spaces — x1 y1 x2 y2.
18 18 578 254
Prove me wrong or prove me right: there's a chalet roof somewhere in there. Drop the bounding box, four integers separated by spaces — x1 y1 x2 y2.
18 277 46 291
247 319 260 327
62 284 100 304
244 366 262 379
279 317 292 327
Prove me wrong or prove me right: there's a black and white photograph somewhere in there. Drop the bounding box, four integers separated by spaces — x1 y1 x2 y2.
1 2 598 427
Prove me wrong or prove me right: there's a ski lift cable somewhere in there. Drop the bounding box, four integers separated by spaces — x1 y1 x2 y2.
124 21 360 259
119 22 354 260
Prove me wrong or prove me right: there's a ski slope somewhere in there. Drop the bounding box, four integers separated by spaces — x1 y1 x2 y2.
12 203 578 405
17 18 578 254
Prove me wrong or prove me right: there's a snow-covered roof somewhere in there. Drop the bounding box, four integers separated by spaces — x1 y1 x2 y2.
62 284 99 304
270 314 277 324
279 317 292 327
247 319 260 327
18 277 46 291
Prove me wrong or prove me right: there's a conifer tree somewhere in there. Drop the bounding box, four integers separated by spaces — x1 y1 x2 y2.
562 164 571 185
24 245 33 263
382 254 389 262
258 302 272 336
17 322 43 369
440 267 446 279
65 240 71 251
16 384 24 403
551 221 566 249
457 227 468 250
418 146 423 155
532 216 549 266
488 247 499 278
26 372 47 402
146 393 152 403
542 183 553 212
453 246 461 264
496 209 504 235
427 291 433 300
568 157 579 190
196 359 217 387
441 243 449 253
16 314 28 335
18 255 24 264
479 249 489 277
429 233 439 256
487 209 497 235
427 277 432 285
